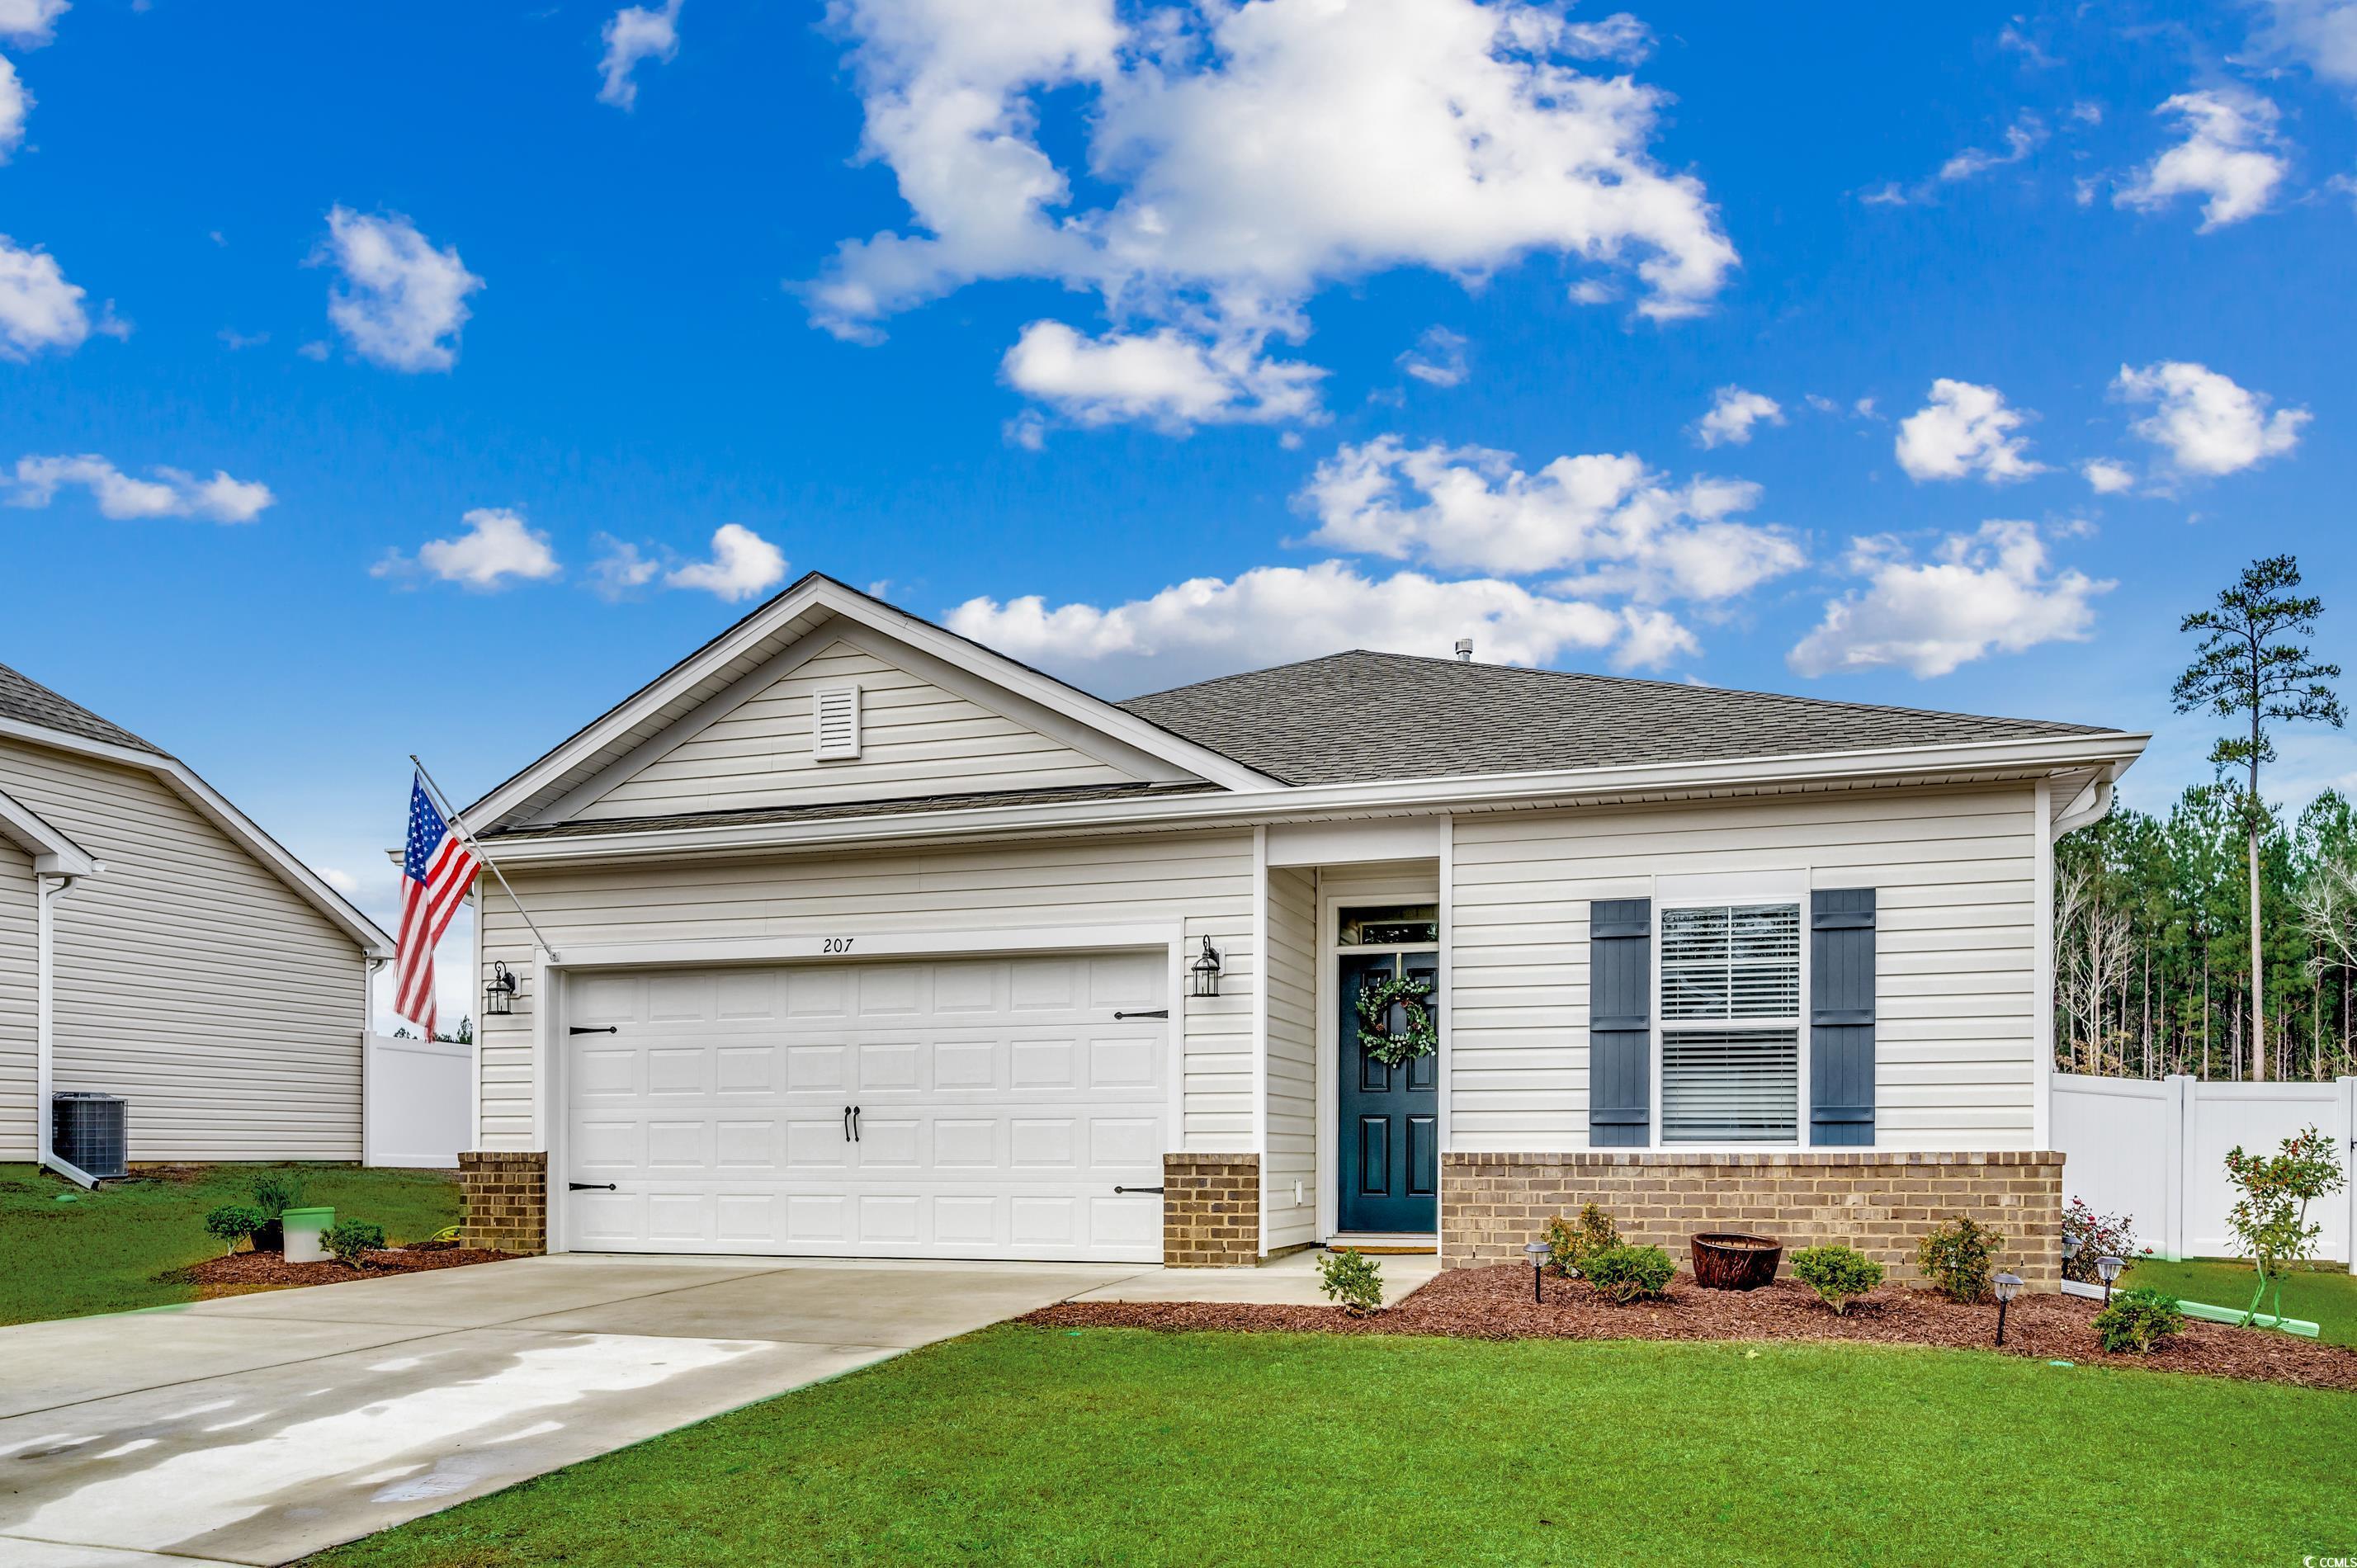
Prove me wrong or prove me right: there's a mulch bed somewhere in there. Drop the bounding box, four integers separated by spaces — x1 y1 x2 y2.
164 1244 512 1299
1023 1265 2357 1393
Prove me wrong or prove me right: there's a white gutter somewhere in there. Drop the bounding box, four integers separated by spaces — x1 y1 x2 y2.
2052 766 2119 838
35 872 97 1188
482 728 2154 867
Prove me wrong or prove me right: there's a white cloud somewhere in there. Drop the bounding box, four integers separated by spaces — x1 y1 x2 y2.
2081 458 2137 494
0 55 30 162
588 534 661 598
2114 90 2289 230
2250 1 2357 89
810 0 1736 427
1938 113 2045 183
2112 360 2309 477
666 522 786 601
315 866 360 895
1397 327 1469 389
373 507 560 590
1893 379 2045 483
947 560 1691 692
1001 320 1321 429
598 0 682 111
1297 436 1803 599
0 0 67 46
317 207 484 372
0 233 92 358
1693 385 1783 448
1788 522 2112 678
7 454 274 522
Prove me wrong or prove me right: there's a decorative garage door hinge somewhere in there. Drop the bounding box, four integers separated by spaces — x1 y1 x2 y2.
1112 1008 1169 1020
568 1182 616 1192
1113 1185 1165 1194
569 1025 619 1035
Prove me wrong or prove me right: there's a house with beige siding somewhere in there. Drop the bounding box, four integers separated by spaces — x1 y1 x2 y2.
451 574 2144 1286
0 664 394 1179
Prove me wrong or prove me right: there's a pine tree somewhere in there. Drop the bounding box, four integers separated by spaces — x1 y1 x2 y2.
2173 556 2344 1081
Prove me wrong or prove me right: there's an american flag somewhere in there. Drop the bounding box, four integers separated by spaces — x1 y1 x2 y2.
395 772 478 1034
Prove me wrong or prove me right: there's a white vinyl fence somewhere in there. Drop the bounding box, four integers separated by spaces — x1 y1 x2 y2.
2052 1073 2356 1268
362 1032 471 1169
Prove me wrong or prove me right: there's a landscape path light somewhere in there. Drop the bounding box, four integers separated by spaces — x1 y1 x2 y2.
1991 1272 2023 1347
2061 1235 2081 1279
1524 1240 1552 1304
2095 1254 2124 1306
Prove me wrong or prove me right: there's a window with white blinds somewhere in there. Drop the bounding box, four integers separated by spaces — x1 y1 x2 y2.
1659 902 1802 1145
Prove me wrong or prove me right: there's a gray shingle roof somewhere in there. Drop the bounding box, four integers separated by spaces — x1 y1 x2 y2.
0 661 164 754
1117 651 2108 787
484 780 1223 840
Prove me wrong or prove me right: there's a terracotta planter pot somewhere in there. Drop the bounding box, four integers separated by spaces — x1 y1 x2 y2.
1691 1232 1783 1291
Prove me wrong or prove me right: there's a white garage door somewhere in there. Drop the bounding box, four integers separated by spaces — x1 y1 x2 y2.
563 950 1169 1261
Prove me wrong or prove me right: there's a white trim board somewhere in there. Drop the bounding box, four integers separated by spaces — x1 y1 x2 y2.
0 785 96 875
479 730 2152 867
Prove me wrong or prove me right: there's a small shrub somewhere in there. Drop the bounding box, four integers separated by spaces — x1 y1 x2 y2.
203 1203 267 1255
2062 1197 2145 1283
1542 1203 1623 1278
1581 1243 1675 1304
1916 1215 2004 1303
325 1219 387 1268
1317 1248 1384 1315
2093 1287 2186 1355
248 1172 309 1251
1789 1244 1884 1314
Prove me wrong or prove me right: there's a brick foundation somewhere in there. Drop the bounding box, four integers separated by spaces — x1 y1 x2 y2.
457 1150 549 1255
1163 1152 1260 1267
1441 1150 2064 1289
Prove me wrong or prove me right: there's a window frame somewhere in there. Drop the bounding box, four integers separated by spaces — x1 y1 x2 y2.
1649 881 1811 1150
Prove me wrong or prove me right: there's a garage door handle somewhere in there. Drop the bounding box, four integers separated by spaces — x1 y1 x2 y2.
569 1182 616 1192
569 1025 618 1036
852 1105 862 1142
1113 1009 1169 1020
1114 1185 1164 1195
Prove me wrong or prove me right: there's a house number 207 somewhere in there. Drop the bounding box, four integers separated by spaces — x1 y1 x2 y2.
821 937 855 954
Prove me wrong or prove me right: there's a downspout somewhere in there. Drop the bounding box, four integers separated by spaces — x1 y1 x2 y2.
35 872 98 1189
2052 771 2117 839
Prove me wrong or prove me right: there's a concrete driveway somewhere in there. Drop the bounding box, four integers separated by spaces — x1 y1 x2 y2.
0 1254 1145 1566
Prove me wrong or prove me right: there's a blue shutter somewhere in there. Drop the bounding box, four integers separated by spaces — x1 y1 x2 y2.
1589 898 1651 1147
1810 888 1876 1146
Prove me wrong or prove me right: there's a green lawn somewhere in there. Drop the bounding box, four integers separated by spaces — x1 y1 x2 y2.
2125 1256 2357 1347
314 1326 2357 1568
0 1161 463 1325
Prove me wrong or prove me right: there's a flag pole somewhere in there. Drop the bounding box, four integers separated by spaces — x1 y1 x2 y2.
409 754 562 961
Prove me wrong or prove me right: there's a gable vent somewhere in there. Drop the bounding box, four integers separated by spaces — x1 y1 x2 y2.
812 684 862 761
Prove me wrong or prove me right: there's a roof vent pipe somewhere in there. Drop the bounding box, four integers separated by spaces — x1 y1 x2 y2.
1453 638 1474 662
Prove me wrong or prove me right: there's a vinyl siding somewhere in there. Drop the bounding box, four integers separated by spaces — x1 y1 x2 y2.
0 739 366 1161
1448 786 2038 1152
1263 864 1316 1250
0 839 34 1160
475 829 1256 1150
573 641 1138 821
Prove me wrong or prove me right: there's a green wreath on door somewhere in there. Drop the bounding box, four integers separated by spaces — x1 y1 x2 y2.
1354 972 1438 1068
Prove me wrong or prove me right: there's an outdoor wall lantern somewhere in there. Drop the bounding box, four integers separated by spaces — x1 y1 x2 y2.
2095 1254 2124 1306
1189 936 1223 998
1991 1272 2023 1346
1524 1240 1552 1303
484 961 517 1017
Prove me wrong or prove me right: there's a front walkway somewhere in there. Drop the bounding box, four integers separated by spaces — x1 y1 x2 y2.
0 1249 1418 1566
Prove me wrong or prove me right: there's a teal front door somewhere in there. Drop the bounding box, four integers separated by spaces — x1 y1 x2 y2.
1337 951 1438 1234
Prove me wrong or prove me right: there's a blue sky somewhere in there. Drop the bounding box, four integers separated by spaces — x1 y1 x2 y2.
5 0 2355 1020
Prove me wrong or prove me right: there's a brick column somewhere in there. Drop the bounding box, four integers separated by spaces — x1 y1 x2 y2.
1163 1152 1260 1267
457 1150 548 1255
1440 1150 2065 1288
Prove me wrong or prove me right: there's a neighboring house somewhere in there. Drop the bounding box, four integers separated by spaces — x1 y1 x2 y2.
0 663 394 1178
454 575 2145 1285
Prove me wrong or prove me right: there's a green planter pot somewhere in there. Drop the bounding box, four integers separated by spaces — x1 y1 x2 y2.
281 1207 335 1264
